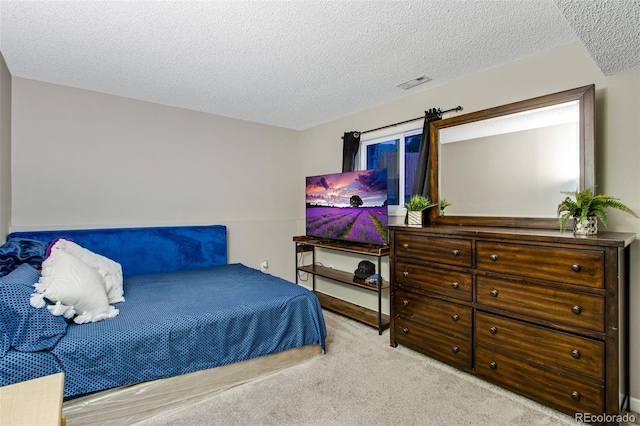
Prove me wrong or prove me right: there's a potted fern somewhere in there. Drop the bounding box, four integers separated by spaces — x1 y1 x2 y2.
405 195 437 226
557 187 638 235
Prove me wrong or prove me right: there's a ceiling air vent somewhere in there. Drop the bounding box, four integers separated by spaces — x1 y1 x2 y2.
396 75 432 90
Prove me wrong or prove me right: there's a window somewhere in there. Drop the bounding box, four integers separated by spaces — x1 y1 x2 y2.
358 122 423 216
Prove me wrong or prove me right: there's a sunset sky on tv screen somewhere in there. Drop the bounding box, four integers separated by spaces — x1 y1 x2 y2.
305 169 387 207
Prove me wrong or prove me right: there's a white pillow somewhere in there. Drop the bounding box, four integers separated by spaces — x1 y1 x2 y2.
49 239 124 303
32 250 119 324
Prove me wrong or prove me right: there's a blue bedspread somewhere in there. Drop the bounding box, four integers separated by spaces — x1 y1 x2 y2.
0 263 326 398
0 349 62 385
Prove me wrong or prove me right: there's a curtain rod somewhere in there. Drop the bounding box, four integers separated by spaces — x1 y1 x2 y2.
352 106 463 137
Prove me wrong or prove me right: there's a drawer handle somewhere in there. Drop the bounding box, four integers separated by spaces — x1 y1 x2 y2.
452 249 460 256
452 345 459 354
402 327 409 334
571 305 582 315
571 391 581 401
402 299 409 306
489 361 497 370
451 281 459 289
451 314 459 322
490 289 499 297
571 349 581 359
489 326 497 334
489 254 498 261
402 243 409 249
571 263 582 272
403 271 409 278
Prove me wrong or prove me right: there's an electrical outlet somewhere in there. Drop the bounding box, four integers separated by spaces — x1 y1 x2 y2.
260 260 268 272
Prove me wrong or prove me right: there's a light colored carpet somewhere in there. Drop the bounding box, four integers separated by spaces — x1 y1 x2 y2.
136 310 636 426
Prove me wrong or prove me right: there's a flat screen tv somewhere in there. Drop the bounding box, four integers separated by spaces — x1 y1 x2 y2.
305 168 388 245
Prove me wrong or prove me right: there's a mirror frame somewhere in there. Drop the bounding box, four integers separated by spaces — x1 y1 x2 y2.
427 84 595 229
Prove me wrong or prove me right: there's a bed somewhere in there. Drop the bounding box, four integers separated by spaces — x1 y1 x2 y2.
0 225 326 425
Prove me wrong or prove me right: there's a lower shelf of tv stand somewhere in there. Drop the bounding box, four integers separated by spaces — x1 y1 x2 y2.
297 264 389 290
314 291 390 332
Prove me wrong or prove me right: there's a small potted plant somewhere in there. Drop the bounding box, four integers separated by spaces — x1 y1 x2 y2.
439 198 452 215
405 195 437 226
557 187 638 235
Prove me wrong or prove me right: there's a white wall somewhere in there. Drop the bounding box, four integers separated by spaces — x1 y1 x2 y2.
299 41 640 409
0 52 11 241
10 78 301 280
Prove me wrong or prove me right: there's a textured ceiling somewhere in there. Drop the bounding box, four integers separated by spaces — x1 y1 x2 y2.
0 1 638 130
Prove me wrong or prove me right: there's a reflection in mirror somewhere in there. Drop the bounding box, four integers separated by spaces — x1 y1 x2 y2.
428 85 595 228
439 101 580 217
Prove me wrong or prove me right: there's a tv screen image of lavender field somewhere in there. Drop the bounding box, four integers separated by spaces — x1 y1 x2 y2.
306 168 388 245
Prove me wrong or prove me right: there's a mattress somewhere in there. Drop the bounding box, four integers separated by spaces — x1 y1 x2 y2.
0 263 326 399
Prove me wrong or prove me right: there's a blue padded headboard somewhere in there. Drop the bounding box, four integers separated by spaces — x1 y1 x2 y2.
8 225 227 277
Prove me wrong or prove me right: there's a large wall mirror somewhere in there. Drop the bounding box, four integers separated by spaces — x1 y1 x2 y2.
427 85 595 228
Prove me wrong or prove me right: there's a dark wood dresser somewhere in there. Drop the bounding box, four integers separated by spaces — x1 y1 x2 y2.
389 225 634 420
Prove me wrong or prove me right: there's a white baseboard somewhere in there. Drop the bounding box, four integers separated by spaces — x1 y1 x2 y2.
629 395 639 414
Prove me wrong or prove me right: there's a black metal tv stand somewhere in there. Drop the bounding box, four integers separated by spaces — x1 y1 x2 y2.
293 235 390 334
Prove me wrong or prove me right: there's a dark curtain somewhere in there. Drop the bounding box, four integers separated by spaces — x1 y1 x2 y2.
411 108 442 198
342 131 361 172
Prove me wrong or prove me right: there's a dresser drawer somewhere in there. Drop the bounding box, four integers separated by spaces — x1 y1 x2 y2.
395 262 472 301
475 311 604 379
394 290 472 337
395 234 472 268
476 242 604 288
395 317 472 369
476 276 605 332
475 346 604 414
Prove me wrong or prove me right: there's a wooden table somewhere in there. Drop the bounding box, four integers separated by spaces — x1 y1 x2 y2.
0 373 65 426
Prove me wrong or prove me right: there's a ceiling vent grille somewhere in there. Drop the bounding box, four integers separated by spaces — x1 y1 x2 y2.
396 75 432 90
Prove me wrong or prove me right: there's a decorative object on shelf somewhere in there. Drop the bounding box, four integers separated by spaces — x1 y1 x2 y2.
439 198 452 215
405 195 437 226
364 274 380 286
354 260 376 280
557 187 638 235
